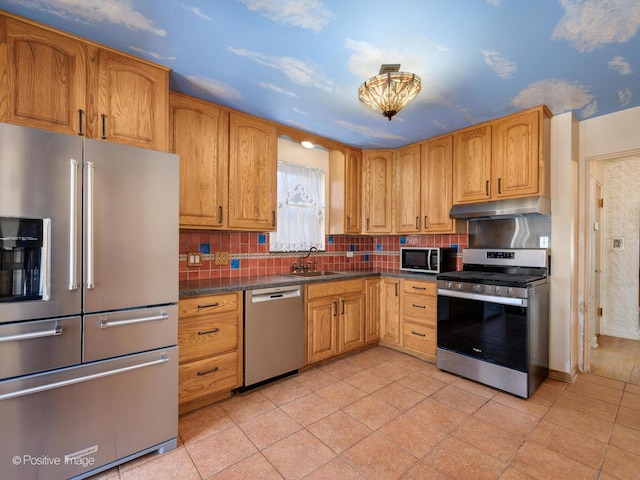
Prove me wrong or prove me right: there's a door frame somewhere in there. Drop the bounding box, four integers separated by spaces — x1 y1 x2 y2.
581 149 640 373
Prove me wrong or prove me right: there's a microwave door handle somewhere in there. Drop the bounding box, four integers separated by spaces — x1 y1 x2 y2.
86 161 95 289
68 159 79 291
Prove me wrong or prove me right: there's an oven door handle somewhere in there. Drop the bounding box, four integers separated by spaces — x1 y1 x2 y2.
437 289 527 307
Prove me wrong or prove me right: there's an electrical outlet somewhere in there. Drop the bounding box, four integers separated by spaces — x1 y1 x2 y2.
214 251 229 265
539 236 549 248
187 252 202 267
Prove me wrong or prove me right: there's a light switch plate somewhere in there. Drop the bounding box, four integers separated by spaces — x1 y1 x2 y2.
187 252 202 267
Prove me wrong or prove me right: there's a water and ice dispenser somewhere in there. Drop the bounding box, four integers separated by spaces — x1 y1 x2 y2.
0 218 45 301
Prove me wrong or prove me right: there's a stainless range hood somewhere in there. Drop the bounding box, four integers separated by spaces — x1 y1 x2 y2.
449 196 551 219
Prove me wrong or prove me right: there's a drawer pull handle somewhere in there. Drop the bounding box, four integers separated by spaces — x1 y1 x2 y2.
412 331 426 337
411 286 426 290
197 302 220 309
197 328 220 336
412 304 426 309
197 366 219 376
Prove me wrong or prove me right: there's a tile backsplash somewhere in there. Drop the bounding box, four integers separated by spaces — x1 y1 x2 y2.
179 231 467 281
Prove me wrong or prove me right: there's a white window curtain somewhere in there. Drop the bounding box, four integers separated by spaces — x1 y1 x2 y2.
270 161 325 252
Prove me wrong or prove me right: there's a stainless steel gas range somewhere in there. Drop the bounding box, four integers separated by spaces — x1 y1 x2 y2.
436 248 549 398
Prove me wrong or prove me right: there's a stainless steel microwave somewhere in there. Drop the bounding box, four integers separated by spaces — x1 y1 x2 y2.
400 247 456 274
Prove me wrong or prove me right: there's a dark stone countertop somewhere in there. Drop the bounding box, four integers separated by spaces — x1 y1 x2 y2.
179 268 438 298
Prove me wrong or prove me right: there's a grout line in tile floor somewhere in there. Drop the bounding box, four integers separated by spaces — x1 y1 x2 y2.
91 346 640 480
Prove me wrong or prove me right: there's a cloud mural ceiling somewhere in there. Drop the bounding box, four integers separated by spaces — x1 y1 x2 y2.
2 0 639 148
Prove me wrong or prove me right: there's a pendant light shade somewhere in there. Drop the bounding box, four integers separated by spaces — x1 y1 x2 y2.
358 64 422 120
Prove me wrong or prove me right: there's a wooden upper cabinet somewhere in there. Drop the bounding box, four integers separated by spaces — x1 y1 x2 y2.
0 14 170 150
362 150 393 234
494 106 549 198
422 135 463 233
228 112 277 231
329 148 362 234
0 16 86 135
169 92 229 229
453 123 493 204
87 47 169 151
453 106 551 204
345 148 362 233
394 143 422 233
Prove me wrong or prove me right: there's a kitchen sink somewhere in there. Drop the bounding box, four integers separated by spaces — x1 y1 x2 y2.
286 270 345 278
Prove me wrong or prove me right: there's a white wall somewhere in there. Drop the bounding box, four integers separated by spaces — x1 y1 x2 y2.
549 111 579 377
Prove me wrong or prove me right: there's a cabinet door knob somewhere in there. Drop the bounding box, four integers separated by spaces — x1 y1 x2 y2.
485 180 489 196
218 206 223 224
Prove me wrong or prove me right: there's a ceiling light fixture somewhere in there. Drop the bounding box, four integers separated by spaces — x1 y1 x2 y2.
358 64 422 121
300 140 315 149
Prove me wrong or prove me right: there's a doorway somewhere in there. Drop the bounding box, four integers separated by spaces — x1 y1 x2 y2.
586 155 640 385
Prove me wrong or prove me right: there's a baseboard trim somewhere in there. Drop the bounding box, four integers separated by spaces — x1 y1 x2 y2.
548 368 578 383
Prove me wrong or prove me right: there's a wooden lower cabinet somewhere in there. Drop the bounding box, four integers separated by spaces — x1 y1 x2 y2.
305 279 366 365
364 278 381 343
377 277 438 362
379 277 401 346
178 292 243 414
401 279 437 361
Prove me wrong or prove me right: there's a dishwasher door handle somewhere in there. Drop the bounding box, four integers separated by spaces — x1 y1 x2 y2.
251 286 301 303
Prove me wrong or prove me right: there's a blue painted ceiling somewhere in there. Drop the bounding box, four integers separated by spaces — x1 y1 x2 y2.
2 0 639 148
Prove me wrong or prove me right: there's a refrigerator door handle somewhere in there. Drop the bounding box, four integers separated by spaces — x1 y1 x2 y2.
69 159 79 291
0 354 169 401
100 312 169 329
86 161 95 289
0 325 62 343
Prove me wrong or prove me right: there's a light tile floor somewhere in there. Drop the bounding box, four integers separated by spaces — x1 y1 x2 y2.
91 346 640 480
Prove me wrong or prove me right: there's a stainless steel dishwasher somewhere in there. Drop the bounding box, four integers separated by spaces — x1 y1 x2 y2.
244 285 304 387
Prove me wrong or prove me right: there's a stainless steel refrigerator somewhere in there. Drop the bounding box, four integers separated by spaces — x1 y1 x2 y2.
0 122 179 480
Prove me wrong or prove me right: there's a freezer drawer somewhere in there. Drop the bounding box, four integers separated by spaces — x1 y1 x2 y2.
0 347 178 480
0 316 81 380
83 304 178 362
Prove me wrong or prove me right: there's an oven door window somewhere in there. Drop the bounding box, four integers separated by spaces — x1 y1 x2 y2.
437 295 528 372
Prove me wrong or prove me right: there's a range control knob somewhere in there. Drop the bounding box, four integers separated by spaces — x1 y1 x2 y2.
455 283 463 290
506 288 513 296
493 286 500 295
473 285 481 292
446 282 452 289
